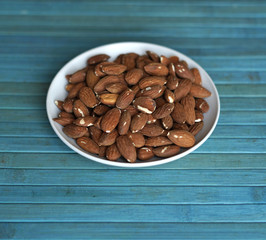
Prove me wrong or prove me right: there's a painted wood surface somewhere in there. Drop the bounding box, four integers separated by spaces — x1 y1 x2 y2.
0 0 266 239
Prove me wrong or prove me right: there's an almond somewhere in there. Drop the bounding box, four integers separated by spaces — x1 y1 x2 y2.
116 89 135 109
89 126 102 145
94 75 120 93
167 130 195 148
106 82 128 94
137 147 154 161
128 131 145 148
181 94 195 125
124 68 143 85
164 89 175 103
87 54 110 65
99 93 119 106
137 85 165 99
169 56 179 64
73 116 97 127
101 64 127 75
161 115 173 130
58 111 75 119
131 84 140 95
160 55 169 65
99 129 118 146
53 117 74 126
73 99 89 118
145 136 172 147
76 137 99 154
171 102 186 124
55 100 64 110
195 110 204 122
144 63 169 76
68 68 87 83
94 62 115 77
191 68 202 85
166 75 179 90
179 60 189 68
168 63 176 76
93 105 110 116
65 83 75 92
155 97 167 108
139 76 167 89
114 54 124 64
122 53 138 70
140 124 164 137
189 122 204 136
147 114 157 124
133 97 156 114
153 145 180 158
68 82 85 99
124 105 139 116
86 67 100 89
190 84 211 98
94 116 102 129
152 103 174 119
175 63 194 81
99 146 107 157
101 108 121 133
79 87 99 108
118 110 131 135
173 123 189 131
130 112 148 133
116 135 137 163
146 50 159 62
174 79 192 101
106 143 121 161
195 98 209 113
63 124 88 139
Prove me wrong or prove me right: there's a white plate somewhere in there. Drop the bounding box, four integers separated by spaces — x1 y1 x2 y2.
46 42 220 168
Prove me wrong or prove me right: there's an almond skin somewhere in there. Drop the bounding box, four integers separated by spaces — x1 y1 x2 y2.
190 84 211 98
86 67 100 89
137 85 165 99
166 75 179 90
144 63 169 76
181 94 195 126
76 137 99 154
55 100 64 110
160 55 169 65
53 117 74 126
116 89 135 109
125 68 144 85
94 62 115 77
106 144 121 161
116 135 137 163
175 63 194 81
171 102 186 124
173 123 189 131
68 82 85 99
101 64 127 75
93 105 111 116
191 68 202 85
63 124 88 139
152 103 174 119
122 53 138 70
99 129 119 146
73 116 97 127
58 111 75 119
94 75 120 93
161 115 173 130
68 68 87 83
140 124 164 137
146 51 159 62
189 122 204 136
87 54 110 65
133 97 156 114
99 93 119 106
89 126 102 145
128 131 145 148
118 110 131 135
167 130 195 148
138 147 154 161
101 108 121 133
79 86 99 108
139 76 167 89
195 98 210 113
145 136 173 147
73 99 90 118
195 110 204 122
164 89 175 103
124 105 139 116
130 112 148 133
155 97 167 108
153 145 180 158
174 79 192 101
106 82 128 94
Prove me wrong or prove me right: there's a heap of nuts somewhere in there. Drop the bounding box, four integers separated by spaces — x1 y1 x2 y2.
53 51 211 163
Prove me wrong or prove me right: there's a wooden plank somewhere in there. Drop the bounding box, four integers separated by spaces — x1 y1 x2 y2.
1 222 266 239
0 203 265 222
1 153 266 170
1 169 266 186
1 186 265 204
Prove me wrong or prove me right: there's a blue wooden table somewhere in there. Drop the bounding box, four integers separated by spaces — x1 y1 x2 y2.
0 0 266 239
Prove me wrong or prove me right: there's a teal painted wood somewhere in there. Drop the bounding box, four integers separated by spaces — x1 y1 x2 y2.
1 169 266 186
1 222 266 240
1 153 266 170
0 186 265 204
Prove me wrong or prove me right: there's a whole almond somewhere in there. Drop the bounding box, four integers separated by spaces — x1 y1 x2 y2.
160 55 169 65
190 84 211 98
145 136 173 147
138 147 154 161
174 79 192 101
125 68 144 85
79 87 99 108
169 56 179 64
68 68 87 83
128 131 145 148
147 114 157 124
153 145 180 158
195 98 209 113
94 116 102 129
191 68 202 85
164 89 175 103
137 85 165 99
173 123 189 131
118 110 131 135
63 124 88 139
144 63 169 76
73 116 97 127
53 117 74 126
152 103 174 119
166 75 179 90
175 63 194 81
130 112 148 133
68 82 85 99
189 122 204 136
99 93 119 106
83 131 90 137
65 83 75 92
102 64 127 75
99 129 118 146
140 124 164 137
101 108 121 133
122 53 138 70
146 50 159 62
87 54 110 65
58 111 75 119
93 105 110 116
167 130 195 148
116 135 137 163
89 126 102 145
131 84 140 95
76 137 99 154
168 63 176 76
124 105 139 116
181 94 195 125
86 67 100 89
55 100 64 110
99 146 107 157
171 102 186 124
155 97 167 108
94 75 120 93
195 110 204 122
133 97 156 114
116 89 135 109
106 143 121 161
114 54 124 64
161 115 173 129
94 62 115 77
106 82 128 94
73 99 89 118
139 76 167 89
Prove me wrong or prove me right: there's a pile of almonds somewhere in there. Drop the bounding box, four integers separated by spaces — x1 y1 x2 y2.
53 51 211 163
